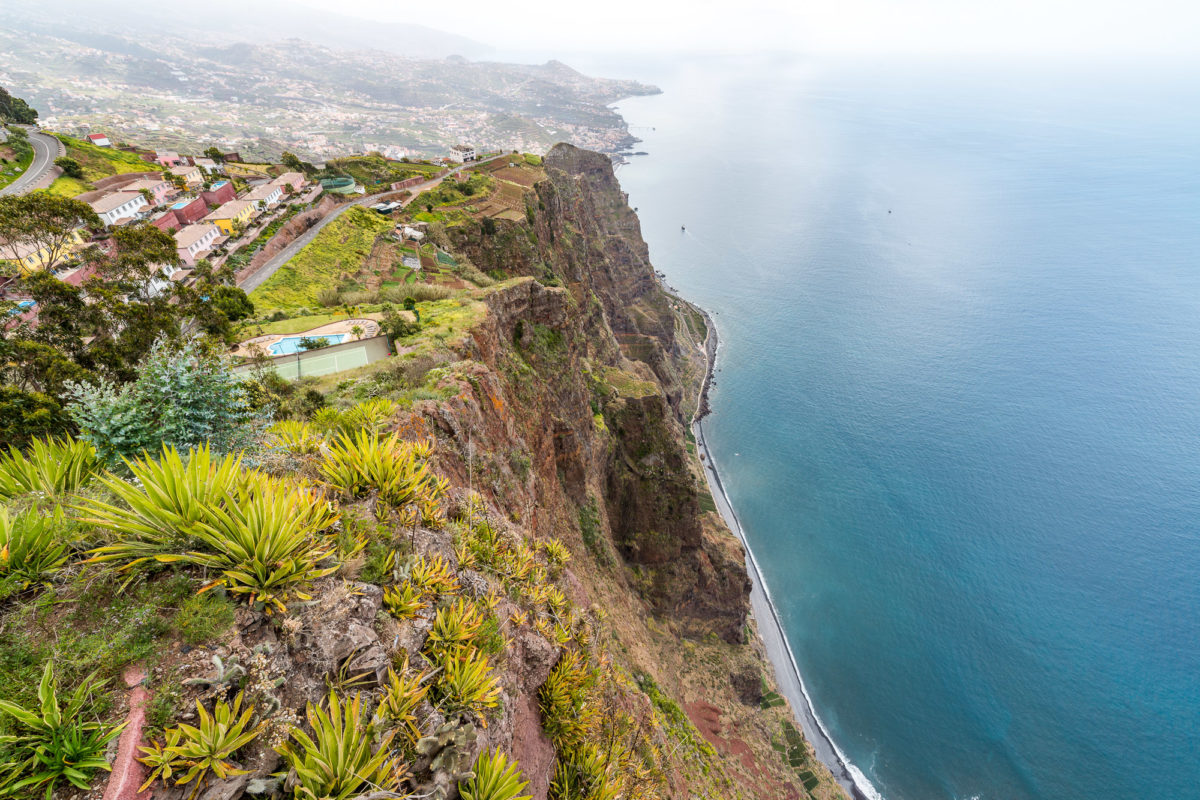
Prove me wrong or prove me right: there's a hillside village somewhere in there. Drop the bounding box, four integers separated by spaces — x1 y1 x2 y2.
0 127 494 332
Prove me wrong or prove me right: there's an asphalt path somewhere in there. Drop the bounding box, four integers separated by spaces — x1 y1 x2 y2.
0 127 65 196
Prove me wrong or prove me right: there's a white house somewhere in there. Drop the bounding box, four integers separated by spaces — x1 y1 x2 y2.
401 226 425 241
173 224 221 265
449 144 476 163
85 133 112 148
244 183 283 211
90 192 149 226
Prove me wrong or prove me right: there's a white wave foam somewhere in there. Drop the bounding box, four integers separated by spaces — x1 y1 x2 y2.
702 433 886 800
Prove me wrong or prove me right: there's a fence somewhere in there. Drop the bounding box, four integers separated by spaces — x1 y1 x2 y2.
233 335 391 381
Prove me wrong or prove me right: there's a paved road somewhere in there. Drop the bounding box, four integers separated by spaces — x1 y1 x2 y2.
0 127 65 196
237 162 479 293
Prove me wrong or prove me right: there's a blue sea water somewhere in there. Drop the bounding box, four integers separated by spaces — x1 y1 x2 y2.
607 55 1200 800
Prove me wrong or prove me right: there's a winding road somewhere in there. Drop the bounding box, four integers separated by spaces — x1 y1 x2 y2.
0 127 65 196
237 161 482 293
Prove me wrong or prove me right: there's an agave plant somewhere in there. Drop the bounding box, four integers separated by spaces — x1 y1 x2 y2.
539 650 597 751
409 554 458 597
340 398 400 434
0 506 69 591
540 539 572 570
549 744 620 800
0 662 124 798
180 487 339 613
460 750 532 800
138 692 264 799
267 420 325 456
383 581 428 620
0 437 98 502
319 430 435 511
278 690 407 800
437 647 501 720
80 444 247 566
375 658 431 750
84 446 337 612
426 598 484 657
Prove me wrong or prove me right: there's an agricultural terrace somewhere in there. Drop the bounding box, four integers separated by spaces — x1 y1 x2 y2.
45 134 159 197
322 153 443 192
248 206 393 310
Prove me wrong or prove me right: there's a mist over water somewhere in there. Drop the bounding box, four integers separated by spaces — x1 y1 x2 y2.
607 54 1200 800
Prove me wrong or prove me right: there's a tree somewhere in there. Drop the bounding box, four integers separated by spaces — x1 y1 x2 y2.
203 147 225 163
297 336 331 352
53 156 84 180
278 153 302 173
0 385 67 445
380 304 419 341
64 336 263 468
480 217 496 236
0 193 99 273
0 86 37 124
350 325 364 340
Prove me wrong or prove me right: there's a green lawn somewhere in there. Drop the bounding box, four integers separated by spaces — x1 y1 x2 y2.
249 206 392 310
254 312 376 335
0 146 34 191
45 175 91 197
52 134 159 182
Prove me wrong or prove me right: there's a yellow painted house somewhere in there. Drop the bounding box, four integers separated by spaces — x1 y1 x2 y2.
202 200 256 235
0 228 87 274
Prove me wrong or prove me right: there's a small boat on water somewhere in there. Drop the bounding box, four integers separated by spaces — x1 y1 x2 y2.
681 225 686 232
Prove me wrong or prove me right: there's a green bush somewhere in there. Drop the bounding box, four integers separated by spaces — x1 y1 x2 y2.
64 336 262 469
173 592 236 646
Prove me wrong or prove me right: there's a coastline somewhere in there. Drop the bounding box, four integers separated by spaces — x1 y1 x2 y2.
686 303 881 800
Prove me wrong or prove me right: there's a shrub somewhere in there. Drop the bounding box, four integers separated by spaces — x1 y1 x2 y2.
173 591 236 646
0 662 124 798
0 437 98 502
64 336 263 469
138 692 263 798
278 691 407 800
0 506 69 591
460 750 532 800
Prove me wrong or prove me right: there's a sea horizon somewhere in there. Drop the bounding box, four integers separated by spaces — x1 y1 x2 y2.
609 52 1200 800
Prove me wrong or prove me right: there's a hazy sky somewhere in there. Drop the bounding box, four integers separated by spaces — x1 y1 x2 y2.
302 0 1197 59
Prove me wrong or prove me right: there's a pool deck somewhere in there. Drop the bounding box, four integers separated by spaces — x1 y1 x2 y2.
233 318 380 359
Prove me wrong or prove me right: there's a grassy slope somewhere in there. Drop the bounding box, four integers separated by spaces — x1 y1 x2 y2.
0 144 34 191
46 134 160 196
249 206 392 311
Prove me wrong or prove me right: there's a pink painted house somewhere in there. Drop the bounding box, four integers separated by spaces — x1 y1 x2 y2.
155 150 184 167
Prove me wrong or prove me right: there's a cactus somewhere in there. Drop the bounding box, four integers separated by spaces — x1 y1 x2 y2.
183 654 246 690
416 720 479 780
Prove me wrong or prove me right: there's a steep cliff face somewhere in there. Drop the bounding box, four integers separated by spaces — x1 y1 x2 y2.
438 144 747 643
293 143 846 800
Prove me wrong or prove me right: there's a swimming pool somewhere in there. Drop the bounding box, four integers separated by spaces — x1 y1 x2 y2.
268 333 346 355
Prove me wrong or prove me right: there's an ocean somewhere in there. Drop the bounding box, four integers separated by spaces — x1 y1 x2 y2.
604 54 1200 800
